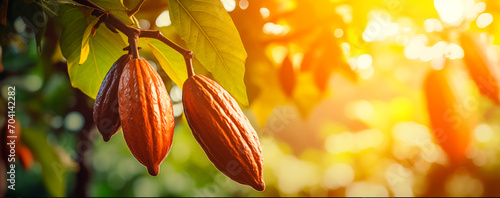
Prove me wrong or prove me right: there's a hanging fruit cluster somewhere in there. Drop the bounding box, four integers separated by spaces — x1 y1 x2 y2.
93 51 265 190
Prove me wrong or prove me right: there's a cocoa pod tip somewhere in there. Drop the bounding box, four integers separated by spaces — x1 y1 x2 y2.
147 165 160 176
252 180 265 191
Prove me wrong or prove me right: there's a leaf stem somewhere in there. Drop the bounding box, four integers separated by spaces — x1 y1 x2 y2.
128 34 139 59
185 55 194 77
139 30 195 77
127 0 145 17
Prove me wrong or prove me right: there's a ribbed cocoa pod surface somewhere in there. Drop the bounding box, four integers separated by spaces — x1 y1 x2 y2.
460 32 500 104
118 59 175 176
183 75 265 191
93 54 131 142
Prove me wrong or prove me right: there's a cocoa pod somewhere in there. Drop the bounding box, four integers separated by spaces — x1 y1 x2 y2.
118 59 175 176
93 54 131 142
460 32 500 104
18 144 33 170
183 75 265 191
424 68 471 164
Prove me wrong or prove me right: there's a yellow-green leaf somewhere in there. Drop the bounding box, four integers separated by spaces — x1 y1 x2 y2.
59 5 127 99
79 14 102 65
168 0 249 105
147 39 187 88
22 128 67 197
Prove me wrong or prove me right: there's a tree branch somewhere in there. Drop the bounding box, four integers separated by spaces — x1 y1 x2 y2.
73 0 195 76
127 0 145 17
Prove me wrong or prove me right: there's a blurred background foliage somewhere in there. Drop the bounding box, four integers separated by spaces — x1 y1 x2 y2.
2 0 500 196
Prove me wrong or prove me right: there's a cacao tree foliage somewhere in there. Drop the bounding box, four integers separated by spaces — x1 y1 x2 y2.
1 0 500 197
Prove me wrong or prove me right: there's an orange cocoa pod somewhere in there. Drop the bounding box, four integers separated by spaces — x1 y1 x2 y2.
183 75 265 191
93 54 131 142
17 144 33 170
118 59 175 176
424 68 472 164
460 32 500 104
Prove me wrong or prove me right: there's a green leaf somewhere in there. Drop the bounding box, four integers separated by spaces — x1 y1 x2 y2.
94 0 133 25
168 0 249 105
80 14 102 65
146 39 187 88
59 5 127 99
22 128 67 197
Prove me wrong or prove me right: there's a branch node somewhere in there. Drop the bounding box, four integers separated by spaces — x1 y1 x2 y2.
123 46 142 51
185 51 194 59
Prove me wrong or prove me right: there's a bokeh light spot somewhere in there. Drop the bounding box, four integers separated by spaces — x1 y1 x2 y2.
323 163 354 189
220 0 236 12
357 54 372 69
474 124 493 143
64 111 84 132
260 8 270 18
346 182 389 196
476 13 493 28
156 10 171 27
239 0 249 10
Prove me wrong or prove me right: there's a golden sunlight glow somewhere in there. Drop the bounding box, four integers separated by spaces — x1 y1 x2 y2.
404 35 427 60
323 163 354 189
474 124 494 143
293 53 303 70
434 0 464 25
392 122 432 146
325 132 355 154
476 13 493 28
334 28 344 38
239 0 249 10
155 10 171 27
276 156 319 195
354 100 374 121
358 67 374 79
263 22 290 36
445 173 484 196
362 10 399 42
385 163 414 196
346 182 389 197
260 7 270 19
270 45 288 64
424 18 443 33
220 0 236 12
325 129 383 154
430 57 446 70
475 2 487 14
335 5 352 23
445 43 464 59
395 35 409 46
356 54 372 70
341 42 350 56
487 45 500 63
347 57 357 70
